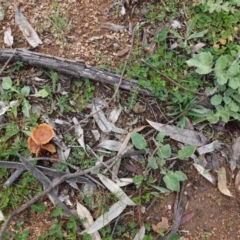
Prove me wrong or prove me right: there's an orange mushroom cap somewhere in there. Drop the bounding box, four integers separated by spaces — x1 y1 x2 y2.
41 143 56 154
31 123 55 144
27 136 40 154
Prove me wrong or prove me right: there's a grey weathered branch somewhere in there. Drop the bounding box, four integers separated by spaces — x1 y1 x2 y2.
0 48 153 96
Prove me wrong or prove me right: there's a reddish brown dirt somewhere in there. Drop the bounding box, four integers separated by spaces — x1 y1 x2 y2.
147 166 240 240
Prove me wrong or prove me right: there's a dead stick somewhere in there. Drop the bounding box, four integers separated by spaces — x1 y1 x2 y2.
0 155 120 238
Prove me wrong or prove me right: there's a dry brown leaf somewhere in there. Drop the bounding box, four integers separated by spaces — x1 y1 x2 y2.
219 38 227 45
152 217 169 233
217 167 233 197
191 42 206 53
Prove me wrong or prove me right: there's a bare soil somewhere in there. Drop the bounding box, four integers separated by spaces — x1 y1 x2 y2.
1 0 240 239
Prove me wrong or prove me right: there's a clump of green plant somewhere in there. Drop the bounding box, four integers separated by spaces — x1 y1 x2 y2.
47 3 72 49
127 87 139 110
131 132 195 193
71 78 95 111
187 51 240 123
1 77 32 118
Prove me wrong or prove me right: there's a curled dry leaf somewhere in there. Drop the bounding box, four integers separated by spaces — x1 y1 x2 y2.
133 226 145 240
72 117 85 149
180 212 195 225
191 42 206 53
0 210 5 222
217 167 233 197
77 202 101 240
82 200 127 234
152 217 169 233
198 140 221 155
231 137 240 171
97 140 122 151
235 170 240 192
15 7 42 48
97 173 136 206
4 27 13 47
193 163 216 185
109 108 122 124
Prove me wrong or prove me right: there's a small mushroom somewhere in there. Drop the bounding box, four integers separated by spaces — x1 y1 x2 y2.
41 143 56 154
31 123 55 144
27 136 40 154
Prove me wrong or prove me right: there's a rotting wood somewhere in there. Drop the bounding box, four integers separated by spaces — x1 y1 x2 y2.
0 48 153 96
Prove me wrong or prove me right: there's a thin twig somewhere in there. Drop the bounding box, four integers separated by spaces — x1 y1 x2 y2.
0 49 16 76
141 59 206 96
0 154 121 237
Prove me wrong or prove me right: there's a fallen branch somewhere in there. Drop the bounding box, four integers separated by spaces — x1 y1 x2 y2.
0 48 153 96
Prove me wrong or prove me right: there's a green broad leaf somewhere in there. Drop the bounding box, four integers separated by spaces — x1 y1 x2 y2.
207 111 219 123
206 0 231 13
163 172 180 192
156 28 169 42
131 133 147 150
168 233 181 240
227 62 239 76
35 87 50 98
223 96 231 104
173 171 188 181
220 110 229 122
2 77 12 90
186 18 197 38
156 132 165 143
215 56 229 85
215 71 229 85
22 99 31 118
210 94 222 105
169 29 184 39
187 29 208 41
150 185 170 193
178 146 196 160
133 175 144 189
215 55 229 71
229 100 239 112
51 206 63 217
31 203 46 213
149 157 158 170
186 52 213 74
0 129 19 142
21 86 30 96
228 76 240 89
157 144 171 159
